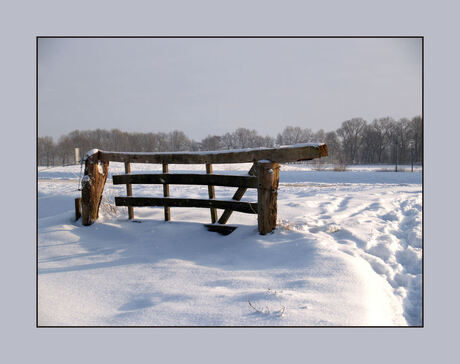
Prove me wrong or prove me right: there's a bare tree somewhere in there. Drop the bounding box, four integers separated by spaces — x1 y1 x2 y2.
366 118 393 163
359 124 379 163
261 135 275 148
277 126 313 145
336 118 366 163
169 130 191 151
396 118 412 163
407 115 422 163
324 131 341 163
221 132 237 150
42 116 422 166
233 128 254 149
56 135 75 165
313 129 326 143
201 135 223 151
38 136 56 166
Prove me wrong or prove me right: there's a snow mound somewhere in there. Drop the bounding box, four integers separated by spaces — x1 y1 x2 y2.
38 165 422 326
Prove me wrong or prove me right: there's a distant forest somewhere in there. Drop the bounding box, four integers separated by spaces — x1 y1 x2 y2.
38 116 422 167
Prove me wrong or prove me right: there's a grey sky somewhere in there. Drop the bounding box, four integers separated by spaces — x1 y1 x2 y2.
38 37 422 141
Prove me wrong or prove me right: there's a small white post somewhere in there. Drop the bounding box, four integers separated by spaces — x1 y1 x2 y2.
75 148 81 164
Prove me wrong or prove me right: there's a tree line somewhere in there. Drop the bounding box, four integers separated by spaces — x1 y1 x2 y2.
38 115 422 166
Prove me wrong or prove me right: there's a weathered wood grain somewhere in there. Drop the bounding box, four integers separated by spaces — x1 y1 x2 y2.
98 143 328 164
162 163 170 221
112 173 258 188
206 163 218 223
75 197 81 221
81 152 109 226
115 197 258 214
257 161 280 235
124 162 134 220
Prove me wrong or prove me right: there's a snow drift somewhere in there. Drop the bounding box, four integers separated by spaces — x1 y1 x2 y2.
38 163 422 326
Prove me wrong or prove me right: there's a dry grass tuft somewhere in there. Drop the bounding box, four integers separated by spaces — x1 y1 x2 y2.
333 164 347 172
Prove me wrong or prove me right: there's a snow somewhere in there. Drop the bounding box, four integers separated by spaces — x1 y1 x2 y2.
81 175 90 185
84 148 99 160
38 163 422 326
97 162 105 175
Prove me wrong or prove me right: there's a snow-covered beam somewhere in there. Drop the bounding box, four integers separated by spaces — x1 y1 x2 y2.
97 143 328 164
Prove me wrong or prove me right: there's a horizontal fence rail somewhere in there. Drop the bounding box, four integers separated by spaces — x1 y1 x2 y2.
97 143 328 164
112 173 258 188
115 197 258 214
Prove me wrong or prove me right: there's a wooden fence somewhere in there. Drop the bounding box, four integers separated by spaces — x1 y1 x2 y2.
78 143 327 235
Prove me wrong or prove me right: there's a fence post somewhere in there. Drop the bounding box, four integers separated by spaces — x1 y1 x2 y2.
75 197 81 221
162 163 170 221
124 162 134 219
206 163 218 223
74 148 80 164
256 161 280 235
81 152 109 226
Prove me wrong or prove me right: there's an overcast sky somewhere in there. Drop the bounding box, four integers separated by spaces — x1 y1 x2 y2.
38 37 422 141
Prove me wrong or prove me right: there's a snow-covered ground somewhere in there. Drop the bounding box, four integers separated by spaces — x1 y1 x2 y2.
38 163 422 326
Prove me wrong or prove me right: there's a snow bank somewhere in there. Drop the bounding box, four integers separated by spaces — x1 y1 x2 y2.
37 165 422 326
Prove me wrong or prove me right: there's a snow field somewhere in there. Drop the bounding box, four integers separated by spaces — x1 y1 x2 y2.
38 163 422 326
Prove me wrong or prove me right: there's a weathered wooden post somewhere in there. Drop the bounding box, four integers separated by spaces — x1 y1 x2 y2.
124 162 134 220
256 161 280 235
75 197 81 221
206 163 218 223
81 150 109 226
162 163 170 221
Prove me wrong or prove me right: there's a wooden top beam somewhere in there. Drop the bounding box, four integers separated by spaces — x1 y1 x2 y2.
95 143 328 164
